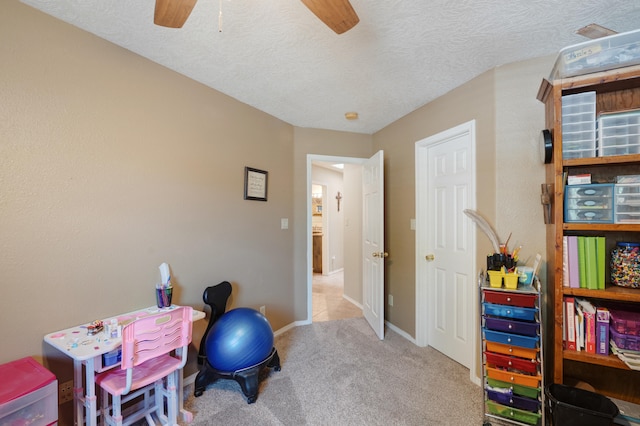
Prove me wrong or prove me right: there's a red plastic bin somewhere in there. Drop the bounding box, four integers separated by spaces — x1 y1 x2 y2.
0 357 57 426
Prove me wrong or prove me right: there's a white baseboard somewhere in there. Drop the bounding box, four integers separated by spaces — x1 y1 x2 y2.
343 293 362 309
385 321 415 344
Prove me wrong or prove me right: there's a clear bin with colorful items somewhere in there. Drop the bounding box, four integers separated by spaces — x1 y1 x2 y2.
610 242 640 288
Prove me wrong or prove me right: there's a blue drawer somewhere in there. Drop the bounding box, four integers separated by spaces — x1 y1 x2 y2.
485 317 539 337
483 303 537 321
483 328 539 349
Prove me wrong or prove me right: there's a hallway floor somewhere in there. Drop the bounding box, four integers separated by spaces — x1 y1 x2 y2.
312 271 362 322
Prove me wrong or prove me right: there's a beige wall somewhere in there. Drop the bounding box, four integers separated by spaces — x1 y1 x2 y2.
5 0 556 396
494 56 555 279
373 56 554 337
1 0 296 379
373 70 497 336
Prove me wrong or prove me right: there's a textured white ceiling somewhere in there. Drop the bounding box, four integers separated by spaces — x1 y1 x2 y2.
20 0 640 134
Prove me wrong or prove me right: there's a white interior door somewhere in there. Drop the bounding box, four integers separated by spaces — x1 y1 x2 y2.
415 122 476 372
363 150 385 339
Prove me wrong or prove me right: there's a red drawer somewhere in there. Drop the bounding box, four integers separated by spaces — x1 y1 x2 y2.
483 290 536 308
484 351 539 374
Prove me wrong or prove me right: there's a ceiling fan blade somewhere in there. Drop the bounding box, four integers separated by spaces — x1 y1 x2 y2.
154 0 198 28
300 0 359 34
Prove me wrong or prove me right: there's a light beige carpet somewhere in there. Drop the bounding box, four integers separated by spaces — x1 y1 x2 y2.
184 317 484 425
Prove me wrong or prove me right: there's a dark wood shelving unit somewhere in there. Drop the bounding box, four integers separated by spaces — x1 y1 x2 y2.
539 64 640 405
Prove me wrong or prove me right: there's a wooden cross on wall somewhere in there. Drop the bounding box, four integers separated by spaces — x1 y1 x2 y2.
336 191 342 212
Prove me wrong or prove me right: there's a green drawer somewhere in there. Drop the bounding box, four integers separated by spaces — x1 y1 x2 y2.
486 377 540 399
486 400 541 425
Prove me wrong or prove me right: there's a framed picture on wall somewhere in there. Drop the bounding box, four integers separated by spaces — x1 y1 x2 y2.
244 167 268 201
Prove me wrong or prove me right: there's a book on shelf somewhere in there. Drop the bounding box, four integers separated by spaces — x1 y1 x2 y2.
575 302 584 351
578 236 587 289
596 236 605 290
576 298 596 354
568 236 580 289
596 307 610 355
565 297 577 351
561 235 606 291
563 236 569 287
585 237 598 290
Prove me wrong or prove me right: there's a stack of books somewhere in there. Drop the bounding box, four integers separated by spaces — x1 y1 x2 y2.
562 235 606 289
563 297 610 354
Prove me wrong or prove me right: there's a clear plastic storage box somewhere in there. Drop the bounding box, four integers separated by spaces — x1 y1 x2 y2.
564 183 614 223
0 357 57 426
550 29 640 79
599 109 640 157
614 183 640 223
561 92 596 159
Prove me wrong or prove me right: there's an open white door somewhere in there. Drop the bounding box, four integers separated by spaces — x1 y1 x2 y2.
363 150 385 339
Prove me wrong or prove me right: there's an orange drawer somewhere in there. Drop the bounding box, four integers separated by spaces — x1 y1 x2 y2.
486 366 541 388
485 341 538 360
483 290 537 308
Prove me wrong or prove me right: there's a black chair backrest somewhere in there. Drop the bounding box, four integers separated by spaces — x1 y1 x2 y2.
197 281 232 364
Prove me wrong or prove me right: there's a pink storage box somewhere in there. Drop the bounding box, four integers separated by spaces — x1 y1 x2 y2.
0 357 57 426
610 309 640 336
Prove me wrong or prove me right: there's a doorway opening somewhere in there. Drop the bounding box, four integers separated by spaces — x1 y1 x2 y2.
307 155 365 323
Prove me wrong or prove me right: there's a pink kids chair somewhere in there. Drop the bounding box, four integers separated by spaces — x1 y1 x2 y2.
95 306 193 426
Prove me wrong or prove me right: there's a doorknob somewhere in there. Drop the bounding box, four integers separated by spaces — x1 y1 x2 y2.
372 252 389 258
425 254 435 261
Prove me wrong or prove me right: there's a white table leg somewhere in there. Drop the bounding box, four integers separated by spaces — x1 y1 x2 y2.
177 349 193 423
84 357 98 426
73 359 84 426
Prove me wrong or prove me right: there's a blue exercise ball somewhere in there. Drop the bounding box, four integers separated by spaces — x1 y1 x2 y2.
205 307 274 372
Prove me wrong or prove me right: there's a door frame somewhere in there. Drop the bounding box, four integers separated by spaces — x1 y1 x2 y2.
414 120 479 383
306 154 366 323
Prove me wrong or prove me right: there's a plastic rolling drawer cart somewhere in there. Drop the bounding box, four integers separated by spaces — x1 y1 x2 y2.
480 273 544 426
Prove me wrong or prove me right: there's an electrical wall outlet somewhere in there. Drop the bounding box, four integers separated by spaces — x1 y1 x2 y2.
259 305 266 315
59 380 73 404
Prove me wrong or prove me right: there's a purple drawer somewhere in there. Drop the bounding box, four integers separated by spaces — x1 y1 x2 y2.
486 389 541 412
485 317 539 337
